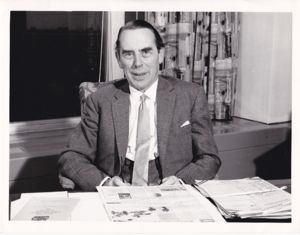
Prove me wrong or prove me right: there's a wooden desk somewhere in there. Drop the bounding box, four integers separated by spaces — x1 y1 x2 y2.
10 179 291 223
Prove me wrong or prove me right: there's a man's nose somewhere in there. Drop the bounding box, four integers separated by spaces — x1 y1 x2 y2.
132 54 143 68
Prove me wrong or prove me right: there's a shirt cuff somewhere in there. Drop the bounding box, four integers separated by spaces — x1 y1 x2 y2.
99 176 111 186
178 178 186 185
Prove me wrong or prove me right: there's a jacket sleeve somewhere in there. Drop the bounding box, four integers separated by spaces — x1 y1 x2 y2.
58 94 108 191
176 86 221 184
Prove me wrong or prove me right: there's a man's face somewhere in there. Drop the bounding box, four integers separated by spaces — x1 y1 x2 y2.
116 28 164 91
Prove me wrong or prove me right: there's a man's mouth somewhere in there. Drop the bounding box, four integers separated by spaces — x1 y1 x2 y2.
132 72 147 76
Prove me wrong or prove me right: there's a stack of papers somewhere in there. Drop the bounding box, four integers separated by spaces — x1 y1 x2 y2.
97 184 225 222
194 177 291 219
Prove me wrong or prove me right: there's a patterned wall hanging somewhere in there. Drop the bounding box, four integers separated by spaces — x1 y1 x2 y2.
146 12 240 121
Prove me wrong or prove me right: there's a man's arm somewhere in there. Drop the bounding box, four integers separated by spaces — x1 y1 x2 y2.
175 86 221 184
58 94 108 191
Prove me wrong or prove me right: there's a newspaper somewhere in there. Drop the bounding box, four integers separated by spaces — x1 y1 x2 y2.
194 177 291 219
96 184 225 222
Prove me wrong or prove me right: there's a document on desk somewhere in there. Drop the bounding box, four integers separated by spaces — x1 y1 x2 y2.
194 177 291 219
10 191 69 220
12 197 79 221
96 184 225 222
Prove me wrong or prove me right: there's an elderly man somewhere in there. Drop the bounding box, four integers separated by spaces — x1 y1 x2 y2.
58 20 221 191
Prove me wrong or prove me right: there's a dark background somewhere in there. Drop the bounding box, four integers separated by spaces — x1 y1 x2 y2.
10 11 144 122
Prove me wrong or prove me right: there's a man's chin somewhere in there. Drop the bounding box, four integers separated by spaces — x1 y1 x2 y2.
130 81 148 91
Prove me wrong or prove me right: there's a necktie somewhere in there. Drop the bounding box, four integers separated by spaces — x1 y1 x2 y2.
132 94 151 186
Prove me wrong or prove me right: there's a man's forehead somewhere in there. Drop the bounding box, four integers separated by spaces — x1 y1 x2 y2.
119 28 156 49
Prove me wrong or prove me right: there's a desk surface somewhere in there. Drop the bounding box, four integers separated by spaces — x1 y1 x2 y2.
10 179 291 222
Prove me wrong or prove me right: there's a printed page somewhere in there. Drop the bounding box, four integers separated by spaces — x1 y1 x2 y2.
98 184 190 203
194 177 291 219
195 177 283 197
212 187 291 218
12 197 79 221
97 185 225 222
10 191 69 219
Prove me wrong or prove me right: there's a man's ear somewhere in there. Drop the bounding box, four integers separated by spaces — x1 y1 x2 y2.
158 47 165 64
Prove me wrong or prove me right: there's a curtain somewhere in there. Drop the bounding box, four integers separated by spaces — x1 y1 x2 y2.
146 12 240 121
100 12 125 82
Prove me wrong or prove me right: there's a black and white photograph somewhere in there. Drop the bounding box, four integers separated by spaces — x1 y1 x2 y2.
0 0 299 234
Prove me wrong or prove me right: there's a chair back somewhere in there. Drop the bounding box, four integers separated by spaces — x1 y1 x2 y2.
79 79 125 113
79 81 101 113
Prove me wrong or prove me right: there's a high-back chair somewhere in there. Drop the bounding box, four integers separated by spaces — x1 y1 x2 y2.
79 79 124 112
79 81 101 113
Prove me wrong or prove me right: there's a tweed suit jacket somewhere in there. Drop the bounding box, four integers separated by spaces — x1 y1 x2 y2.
58 76 221 191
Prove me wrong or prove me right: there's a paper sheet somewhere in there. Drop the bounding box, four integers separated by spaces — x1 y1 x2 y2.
97 184 225 222
12 197 79 221
195 177 282 197
214 189 291 218
194 177 291 219
10 191 68 219
68 192 109 221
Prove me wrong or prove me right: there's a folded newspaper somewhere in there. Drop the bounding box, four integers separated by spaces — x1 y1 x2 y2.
193 177 291 219
96 184 225 222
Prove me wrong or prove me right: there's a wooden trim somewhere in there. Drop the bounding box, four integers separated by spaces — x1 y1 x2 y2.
10 117 81 135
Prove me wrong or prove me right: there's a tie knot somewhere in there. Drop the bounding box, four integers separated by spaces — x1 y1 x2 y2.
140 94 148 103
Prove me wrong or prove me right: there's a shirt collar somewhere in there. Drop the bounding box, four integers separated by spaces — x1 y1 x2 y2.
129 79 158 102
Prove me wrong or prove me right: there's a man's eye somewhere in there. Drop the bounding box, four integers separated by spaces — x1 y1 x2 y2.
122 52 133 58
142 50 152 57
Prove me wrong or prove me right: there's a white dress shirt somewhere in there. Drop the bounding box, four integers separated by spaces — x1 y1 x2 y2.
126 79 158 161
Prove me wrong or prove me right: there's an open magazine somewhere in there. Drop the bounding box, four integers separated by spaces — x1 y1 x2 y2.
96 184 225 222
193 177 291 219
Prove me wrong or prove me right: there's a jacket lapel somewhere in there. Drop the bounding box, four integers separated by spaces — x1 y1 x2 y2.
112 81 130 168
156 77 176 163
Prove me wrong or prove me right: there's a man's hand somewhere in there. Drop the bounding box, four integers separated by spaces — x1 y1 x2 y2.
160 176 182 185
103 176 130 186
59 174 75 190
